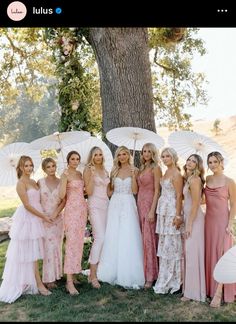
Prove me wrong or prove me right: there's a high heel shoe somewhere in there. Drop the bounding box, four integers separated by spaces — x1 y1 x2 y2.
88 276 101 289
144 281 153 289
66 281 80 295
38 287 52 296
210 293 222 308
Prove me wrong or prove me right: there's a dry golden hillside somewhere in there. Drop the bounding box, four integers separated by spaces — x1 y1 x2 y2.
157 115 236 180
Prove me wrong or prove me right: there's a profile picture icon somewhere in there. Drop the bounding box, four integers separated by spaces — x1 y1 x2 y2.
7 1 27 21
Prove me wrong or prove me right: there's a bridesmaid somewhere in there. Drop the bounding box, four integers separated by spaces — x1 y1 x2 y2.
153 147 184 295
205 151 236 307
59 151 88 295
38 158 65 289
83 147 110 289
181 154 206 302
137 143 162 289
0 156 52 303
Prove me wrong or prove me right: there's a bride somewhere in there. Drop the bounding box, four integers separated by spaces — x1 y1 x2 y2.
97 146 145 289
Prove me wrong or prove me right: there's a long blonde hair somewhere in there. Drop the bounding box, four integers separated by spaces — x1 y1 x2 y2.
86 146 105 169
110 146 132 184
16 155 34 179
140 143 160 172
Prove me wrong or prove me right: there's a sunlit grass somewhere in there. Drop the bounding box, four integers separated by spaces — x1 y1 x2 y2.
1 240 236 321
0 199 20 218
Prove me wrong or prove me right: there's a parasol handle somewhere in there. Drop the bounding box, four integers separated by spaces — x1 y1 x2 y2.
57 134 66 165
132 138 137 160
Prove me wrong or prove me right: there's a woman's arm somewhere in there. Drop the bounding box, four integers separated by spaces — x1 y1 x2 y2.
227 178 236 233
131 167 138 194
83 166 94 196
107 181 113 198
16 182 53 223
185 176 202 238
148 166 162 223
59 172 68 199
172 172 184 229
51 198 66 220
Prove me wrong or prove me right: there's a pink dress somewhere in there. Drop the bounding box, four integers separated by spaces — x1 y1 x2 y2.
63 179 87 274
0 188 45 303
182 182 206 302
137 169 158 283
88 174 110 265
38 178 64 283
205 185 236 303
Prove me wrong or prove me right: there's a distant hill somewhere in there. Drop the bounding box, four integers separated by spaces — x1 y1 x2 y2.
157 115 236 181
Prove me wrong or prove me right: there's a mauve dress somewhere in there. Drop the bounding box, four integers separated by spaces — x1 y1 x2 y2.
205 185 236 303
182 182 206 302
63 179 87 274
137 169 158 283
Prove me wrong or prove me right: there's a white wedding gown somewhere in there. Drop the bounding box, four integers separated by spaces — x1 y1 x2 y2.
97 177 145 289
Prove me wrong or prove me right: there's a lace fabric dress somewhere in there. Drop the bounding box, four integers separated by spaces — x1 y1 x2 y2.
97 177 145 289
0 188 45 303
63 179 87 274
153 178 183 294
137 169 158 283
38 178 64 283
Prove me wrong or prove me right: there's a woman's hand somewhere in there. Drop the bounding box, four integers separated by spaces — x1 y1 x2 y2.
89 165 95 175
185 222 192 239
172 215 183 230
42 214 54 225
62 169 69 177
147 210 156 223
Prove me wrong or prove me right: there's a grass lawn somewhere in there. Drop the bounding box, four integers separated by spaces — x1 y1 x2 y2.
1 242 236 321
1 200 236 321
0 198 20 218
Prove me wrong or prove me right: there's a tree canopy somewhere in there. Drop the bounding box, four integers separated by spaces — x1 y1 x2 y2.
0 27 208 145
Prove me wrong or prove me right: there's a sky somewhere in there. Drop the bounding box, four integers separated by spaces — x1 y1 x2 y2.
187 28 236 121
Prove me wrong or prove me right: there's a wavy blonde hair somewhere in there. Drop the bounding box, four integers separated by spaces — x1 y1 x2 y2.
41 157 56 172
140 143 160 172
183 154 205 189
161 147 180 171
86 146 106 169
110 146 132 184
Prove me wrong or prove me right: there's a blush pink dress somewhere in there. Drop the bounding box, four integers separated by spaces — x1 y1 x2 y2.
205 185 236 303
137 169 158 283
0 188 45 303
38 178 64 283
88 173 110 265
63 179 87 274
182 181 206 302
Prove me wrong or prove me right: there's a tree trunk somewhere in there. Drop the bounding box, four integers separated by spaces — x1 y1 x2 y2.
88 28 156 134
